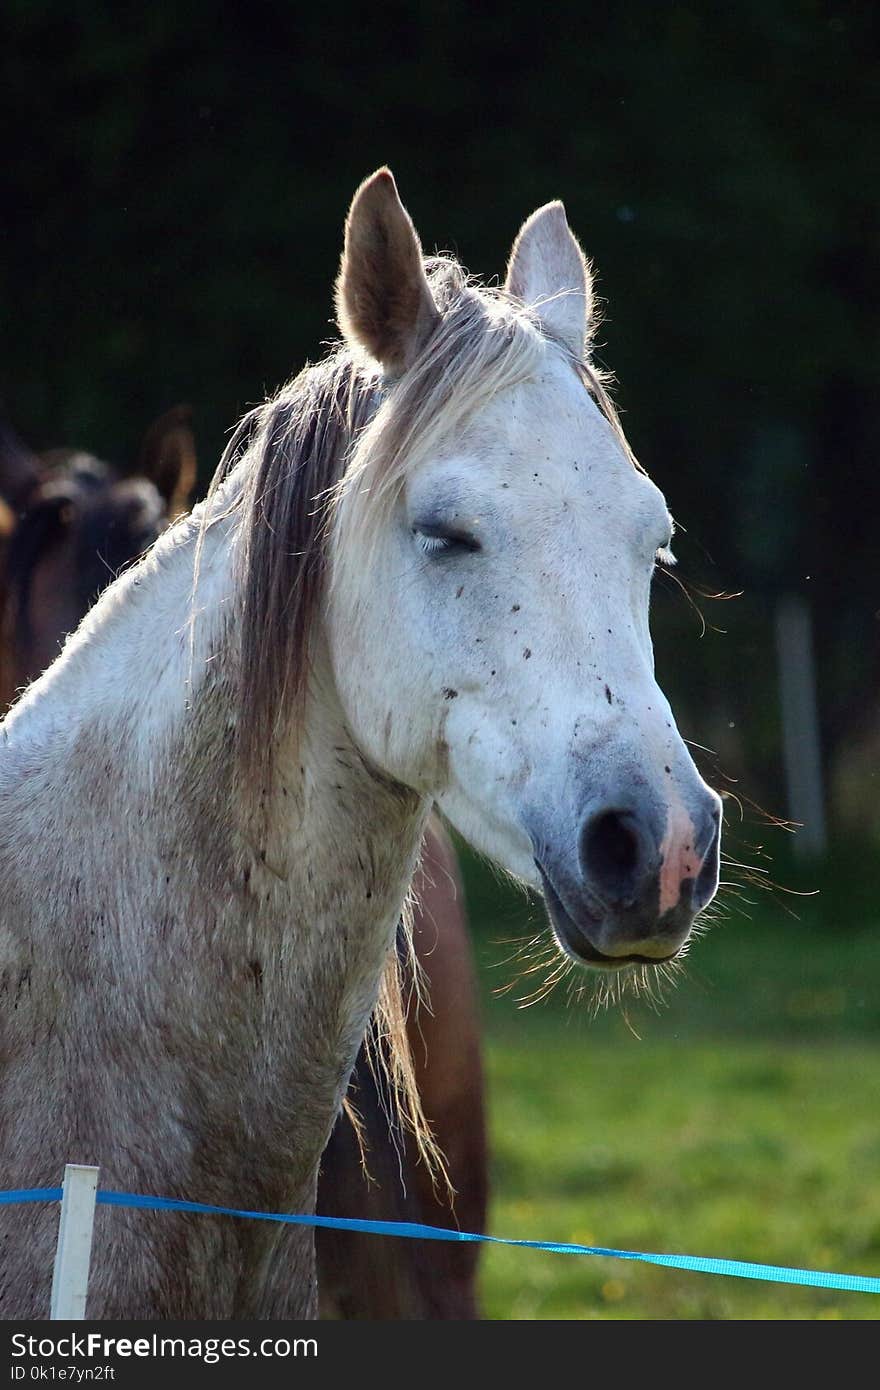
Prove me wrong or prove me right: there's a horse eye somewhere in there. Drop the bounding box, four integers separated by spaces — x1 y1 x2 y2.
412 524 481 557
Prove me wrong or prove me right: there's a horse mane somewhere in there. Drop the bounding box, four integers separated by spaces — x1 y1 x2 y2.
195 255 637 1180
222 352 379 790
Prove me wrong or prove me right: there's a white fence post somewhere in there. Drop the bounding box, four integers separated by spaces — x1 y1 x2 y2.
775 594 827 858
50 1164 99 1320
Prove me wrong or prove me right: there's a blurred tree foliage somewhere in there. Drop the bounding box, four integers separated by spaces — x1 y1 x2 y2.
2 2 878 816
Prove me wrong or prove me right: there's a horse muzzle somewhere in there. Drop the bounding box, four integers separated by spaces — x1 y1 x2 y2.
535 791 721 969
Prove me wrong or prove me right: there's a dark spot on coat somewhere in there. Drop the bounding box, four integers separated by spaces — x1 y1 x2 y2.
249 959 263 991
442 688 458 700
511 603 520 612
605 685 613 704
523 648 531 659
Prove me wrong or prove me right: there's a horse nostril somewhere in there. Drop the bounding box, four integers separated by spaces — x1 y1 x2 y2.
581 809 644 906
694 817 721 912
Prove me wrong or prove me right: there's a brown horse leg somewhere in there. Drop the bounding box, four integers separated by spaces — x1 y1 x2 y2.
315 1054 427 1319
316 818 487 1319
404 818 487 1318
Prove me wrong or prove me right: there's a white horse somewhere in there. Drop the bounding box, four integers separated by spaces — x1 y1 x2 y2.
0 169 720 1318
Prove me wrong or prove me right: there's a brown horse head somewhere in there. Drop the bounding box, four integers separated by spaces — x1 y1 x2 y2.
0 406 197 706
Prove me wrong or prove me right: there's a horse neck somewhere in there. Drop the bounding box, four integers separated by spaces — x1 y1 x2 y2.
0 506 429 1211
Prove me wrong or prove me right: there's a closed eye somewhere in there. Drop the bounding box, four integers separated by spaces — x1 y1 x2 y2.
412 523 481 557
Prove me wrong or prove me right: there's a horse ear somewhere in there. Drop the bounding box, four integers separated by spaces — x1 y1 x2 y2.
336 168 441 375
505 202 593 357
0 418 44 522
137 405 197 518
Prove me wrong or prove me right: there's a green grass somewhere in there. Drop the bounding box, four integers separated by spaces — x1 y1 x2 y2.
456 838 880 1319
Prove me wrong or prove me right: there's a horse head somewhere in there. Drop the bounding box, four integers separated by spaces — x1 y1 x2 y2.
328 170 721 971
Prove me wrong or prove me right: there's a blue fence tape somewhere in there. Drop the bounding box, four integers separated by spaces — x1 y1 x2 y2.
3 1186 879 1294
0 1188 62 1205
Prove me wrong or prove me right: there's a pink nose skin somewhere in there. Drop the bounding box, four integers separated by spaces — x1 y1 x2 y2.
658 805 701 915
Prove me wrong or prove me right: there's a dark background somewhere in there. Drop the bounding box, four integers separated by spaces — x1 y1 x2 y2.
3 1 878 857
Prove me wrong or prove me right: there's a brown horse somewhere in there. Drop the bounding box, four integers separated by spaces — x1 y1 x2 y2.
0 407 197 709
0 408 487 1320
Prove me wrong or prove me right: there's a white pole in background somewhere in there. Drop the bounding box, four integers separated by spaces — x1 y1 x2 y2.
775 594 827 858
50 1164 99 1320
